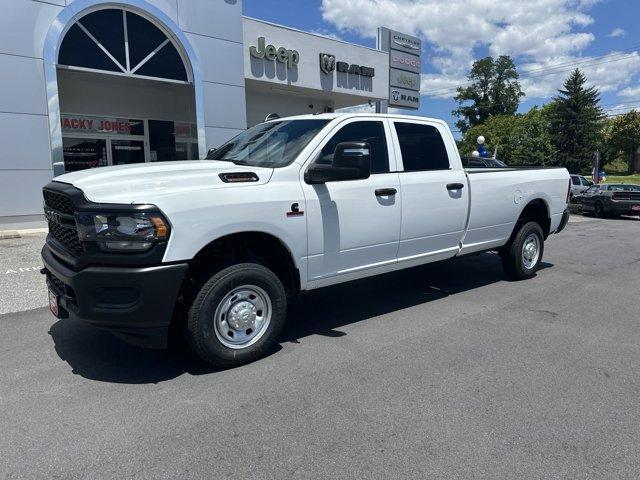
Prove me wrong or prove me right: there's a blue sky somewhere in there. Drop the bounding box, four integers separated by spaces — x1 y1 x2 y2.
244 0 640 136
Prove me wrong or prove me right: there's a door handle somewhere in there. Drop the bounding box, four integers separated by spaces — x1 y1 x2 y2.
375 188 397 196
446 183 465 190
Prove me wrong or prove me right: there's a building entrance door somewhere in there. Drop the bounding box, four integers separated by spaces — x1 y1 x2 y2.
109 138 146 166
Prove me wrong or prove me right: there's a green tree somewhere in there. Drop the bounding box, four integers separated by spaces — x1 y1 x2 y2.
459 106 557 166
603 110 640 174
452 56 524 133
547 69 604 173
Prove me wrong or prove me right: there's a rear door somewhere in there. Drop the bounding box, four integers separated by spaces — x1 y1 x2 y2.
390 120 468 262
302 118 401 284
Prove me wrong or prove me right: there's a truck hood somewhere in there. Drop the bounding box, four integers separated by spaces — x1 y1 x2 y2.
54 161 274 204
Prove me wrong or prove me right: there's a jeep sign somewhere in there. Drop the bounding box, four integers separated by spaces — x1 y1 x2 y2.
390 69 420 91
249 37 299 69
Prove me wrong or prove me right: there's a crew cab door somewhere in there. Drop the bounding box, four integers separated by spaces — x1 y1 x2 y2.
390 120 468 262
302 118 401 285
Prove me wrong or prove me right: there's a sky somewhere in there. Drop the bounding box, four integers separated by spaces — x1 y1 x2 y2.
244 0 640 136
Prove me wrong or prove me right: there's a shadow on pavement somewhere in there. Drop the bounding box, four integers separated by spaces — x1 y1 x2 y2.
49 252 549 384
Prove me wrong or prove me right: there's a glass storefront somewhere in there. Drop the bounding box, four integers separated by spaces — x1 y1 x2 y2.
61 114 197 171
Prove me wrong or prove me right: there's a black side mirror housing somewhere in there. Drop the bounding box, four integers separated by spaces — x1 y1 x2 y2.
305 141 372 184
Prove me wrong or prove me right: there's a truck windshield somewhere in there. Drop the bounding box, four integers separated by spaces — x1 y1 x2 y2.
208 119 329 168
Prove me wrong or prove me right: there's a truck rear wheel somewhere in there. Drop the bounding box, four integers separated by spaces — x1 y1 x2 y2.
501 221 544 280
187 263 287 367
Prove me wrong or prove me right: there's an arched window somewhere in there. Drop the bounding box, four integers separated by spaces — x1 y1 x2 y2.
59 8 189 82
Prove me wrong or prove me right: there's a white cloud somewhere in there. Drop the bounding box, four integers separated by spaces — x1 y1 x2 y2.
520 51 640 99
321 0 640 101
608 28 626 38
618 85 640 99
606 103 639 117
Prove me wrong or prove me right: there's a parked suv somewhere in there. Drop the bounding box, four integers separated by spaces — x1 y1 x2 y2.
570 174 591 199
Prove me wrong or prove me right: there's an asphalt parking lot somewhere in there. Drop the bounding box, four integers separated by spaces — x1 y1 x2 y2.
1 214 639 479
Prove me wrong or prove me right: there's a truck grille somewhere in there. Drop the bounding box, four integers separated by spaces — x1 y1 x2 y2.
43 189 75 215
43 189 85 257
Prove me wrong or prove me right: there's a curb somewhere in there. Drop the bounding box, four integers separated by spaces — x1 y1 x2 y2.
0 228 48 240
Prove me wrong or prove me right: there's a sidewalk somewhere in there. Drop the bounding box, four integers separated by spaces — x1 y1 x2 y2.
0 221 48 240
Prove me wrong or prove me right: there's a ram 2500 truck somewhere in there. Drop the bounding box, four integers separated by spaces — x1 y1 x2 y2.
41 113 571 366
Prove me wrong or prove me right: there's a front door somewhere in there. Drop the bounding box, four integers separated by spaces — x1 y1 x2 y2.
390 120 468 261
302 118 402 284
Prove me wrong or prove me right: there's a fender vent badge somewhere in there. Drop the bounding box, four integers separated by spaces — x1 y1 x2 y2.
219 172 259 183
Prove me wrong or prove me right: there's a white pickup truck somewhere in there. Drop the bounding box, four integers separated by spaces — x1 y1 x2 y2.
41 113 570 366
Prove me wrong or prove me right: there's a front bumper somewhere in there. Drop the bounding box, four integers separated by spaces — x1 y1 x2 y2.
41 245 188 348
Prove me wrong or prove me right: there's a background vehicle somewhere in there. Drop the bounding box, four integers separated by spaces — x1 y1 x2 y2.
574 183 640 217
570 174 592 199
41 113 570 367
462 156 508 168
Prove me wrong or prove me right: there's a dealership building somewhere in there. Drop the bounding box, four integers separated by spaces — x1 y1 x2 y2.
1 0 422 226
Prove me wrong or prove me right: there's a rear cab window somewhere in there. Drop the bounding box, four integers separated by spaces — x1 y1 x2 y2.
393 122 450 171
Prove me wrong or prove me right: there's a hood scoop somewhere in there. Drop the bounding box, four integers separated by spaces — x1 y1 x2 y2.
219 172 260 183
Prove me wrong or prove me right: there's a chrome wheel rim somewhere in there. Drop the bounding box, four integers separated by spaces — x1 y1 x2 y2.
522 233 540 270
214 285 272 349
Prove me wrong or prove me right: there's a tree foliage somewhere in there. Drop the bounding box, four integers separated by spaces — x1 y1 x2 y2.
452 56 524 133
603 110 640 174
459 106 558 166
547 69 604 174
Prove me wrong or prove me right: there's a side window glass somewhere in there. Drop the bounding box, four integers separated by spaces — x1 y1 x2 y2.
319 121 389 173
394 122 450 171
572 176 580 185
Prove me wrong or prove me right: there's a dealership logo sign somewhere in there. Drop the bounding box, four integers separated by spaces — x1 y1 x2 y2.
250 37 299 69
392 33 420 52
319 53 336 74
319 53 375 77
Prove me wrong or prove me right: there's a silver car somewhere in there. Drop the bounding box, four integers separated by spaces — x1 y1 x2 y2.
570 174 591 199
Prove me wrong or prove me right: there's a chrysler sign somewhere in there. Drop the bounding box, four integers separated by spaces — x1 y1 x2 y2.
391 32 421 55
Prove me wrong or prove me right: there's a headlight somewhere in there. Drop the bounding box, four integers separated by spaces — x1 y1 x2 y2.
77 212 170 252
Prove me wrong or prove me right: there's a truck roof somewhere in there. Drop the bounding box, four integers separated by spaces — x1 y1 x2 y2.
268 112 448 125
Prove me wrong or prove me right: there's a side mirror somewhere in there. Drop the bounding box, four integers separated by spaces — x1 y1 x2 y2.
305 141 372 184
205 148 216 160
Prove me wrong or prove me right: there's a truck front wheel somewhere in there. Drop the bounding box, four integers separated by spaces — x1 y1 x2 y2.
187 263 287 367
500 221 545 280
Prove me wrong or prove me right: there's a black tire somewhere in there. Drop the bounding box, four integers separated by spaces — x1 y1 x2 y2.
501 221 545 280
594 200 606 218
187 263 287 367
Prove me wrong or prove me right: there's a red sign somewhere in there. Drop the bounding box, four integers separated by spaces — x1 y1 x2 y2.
61 115 139 135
